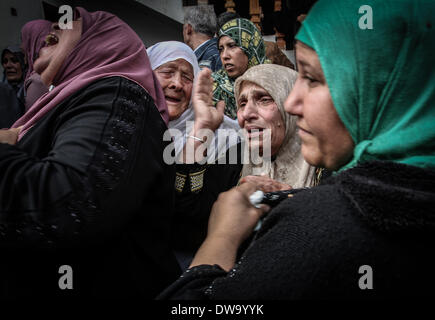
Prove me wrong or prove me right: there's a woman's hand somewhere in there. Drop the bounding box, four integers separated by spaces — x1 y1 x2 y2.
239 175 292 193
208 182 270 246
0 127 22 145
190 182 270 271
192 68 224 133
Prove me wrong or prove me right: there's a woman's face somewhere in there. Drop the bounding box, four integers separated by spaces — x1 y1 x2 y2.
218 36 249 79
237 81 285 156
2 52 23 83
284 41 354 171
155 58 194 121
33 20 82 76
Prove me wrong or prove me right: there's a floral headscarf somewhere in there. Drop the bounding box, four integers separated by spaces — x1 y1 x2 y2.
212 18 267 119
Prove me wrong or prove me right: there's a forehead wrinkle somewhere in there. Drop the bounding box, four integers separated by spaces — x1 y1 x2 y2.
240 82 269 99
157 60 193 77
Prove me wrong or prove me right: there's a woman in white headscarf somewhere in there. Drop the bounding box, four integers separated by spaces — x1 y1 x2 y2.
147 41 240 159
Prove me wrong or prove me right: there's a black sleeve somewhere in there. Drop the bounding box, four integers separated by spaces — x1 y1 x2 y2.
156 264 228 300
0 77 171 250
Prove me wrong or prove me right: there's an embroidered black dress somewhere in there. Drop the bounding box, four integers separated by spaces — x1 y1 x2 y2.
0 77 181 298
172 145 243 258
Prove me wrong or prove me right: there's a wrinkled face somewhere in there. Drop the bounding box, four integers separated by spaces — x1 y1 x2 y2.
284 41 354 171
237 81 286 156
33 20 82 76
218 36 249 79
155 59 194 121
2 52 23 83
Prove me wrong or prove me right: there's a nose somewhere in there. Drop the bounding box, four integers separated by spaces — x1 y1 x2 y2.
221 47 230 61
4 59 15 69
241 99 259 123
284 77 304 117
168 73 183 91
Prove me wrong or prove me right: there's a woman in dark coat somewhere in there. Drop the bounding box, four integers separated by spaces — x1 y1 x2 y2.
0 7 180 298
158 0 435 299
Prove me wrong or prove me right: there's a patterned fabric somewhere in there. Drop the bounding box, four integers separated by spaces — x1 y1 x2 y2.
212 18 267 120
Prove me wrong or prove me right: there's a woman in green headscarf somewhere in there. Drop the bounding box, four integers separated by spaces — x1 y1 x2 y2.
212 18 267 119
158 0 435 299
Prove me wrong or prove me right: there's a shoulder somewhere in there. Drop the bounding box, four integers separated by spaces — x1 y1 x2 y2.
62 77 157 116
259 184 358 240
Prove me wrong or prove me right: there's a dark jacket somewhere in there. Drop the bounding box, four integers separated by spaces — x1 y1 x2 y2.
0 82 24 128
159 161 435 299
195 38 222 72
0 76 181 298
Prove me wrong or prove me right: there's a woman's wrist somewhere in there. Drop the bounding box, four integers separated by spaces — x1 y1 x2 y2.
190 235 239 271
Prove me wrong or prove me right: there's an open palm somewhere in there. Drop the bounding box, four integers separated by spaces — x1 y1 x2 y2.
192 68 225 132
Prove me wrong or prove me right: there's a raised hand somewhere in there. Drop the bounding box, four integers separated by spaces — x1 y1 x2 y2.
192 68 225 133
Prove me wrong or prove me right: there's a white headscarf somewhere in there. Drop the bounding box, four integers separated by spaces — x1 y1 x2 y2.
147 41 240 159
235 64 316 188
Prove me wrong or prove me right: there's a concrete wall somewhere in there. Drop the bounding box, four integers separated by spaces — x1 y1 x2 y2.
0 0 44 48
136 0 184 24
0 0 183 50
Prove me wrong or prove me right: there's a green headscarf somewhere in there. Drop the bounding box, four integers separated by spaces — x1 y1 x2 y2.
212 18 267 119
296 0 435 171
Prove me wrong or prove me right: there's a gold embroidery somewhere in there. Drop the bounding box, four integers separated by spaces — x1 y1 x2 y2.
175 172 187 193
189 169 206 192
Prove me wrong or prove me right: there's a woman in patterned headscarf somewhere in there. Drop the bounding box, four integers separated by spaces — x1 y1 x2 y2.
212 18 267 120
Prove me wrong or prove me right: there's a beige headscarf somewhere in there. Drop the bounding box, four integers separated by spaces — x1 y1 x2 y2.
234 64 316 188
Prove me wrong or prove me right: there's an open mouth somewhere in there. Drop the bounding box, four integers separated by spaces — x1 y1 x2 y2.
45 33 59 46
246 127 264 138
165 96 181 103
224 64 234 70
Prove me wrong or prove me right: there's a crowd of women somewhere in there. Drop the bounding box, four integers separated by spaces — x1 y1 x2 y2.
0 0 434 299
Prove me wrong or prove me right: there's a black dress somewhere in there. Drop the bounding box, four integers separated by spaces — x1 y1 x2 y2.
158 161 435 299
0 76 181 298
172 144 243 256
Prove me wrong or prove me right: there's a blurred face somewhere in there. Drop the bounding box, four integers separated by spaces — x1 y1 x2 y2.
284 41 354 171
237 81 285 156
218 36 249 79
155 59 194 121
2 52 23 83
33 20 82 76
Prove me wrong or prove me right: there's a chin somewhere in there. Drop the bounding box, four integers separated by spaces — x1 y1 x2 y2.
301 145 322 167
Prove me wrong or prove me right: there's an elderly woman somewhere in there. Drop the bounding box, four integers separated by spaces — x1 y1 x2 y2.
146 41 239 158
213 18 267 119
0 8 180 298
147 41 241 268
159 0 435 299
171 64 316 269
